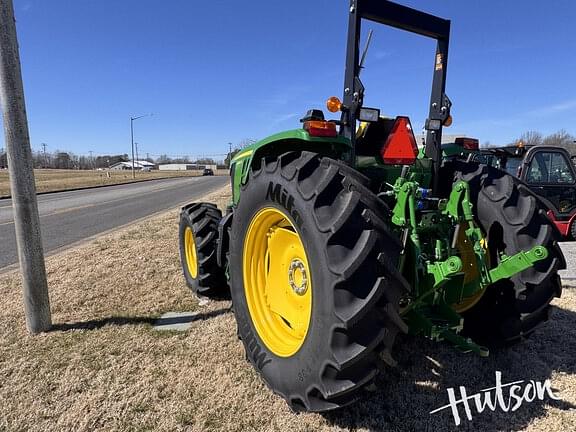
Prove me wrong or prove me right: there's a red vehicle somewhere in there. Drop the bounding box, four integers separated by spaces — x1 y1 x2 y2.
470 145 576 240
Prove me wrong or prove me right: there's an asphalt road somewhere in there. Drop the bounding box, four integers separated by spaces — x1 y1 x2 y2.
0 176 228 269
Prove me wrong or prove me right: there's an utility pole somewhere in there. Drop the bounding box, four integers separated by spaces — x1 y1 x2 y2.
135 142 139 167
228 142 232 168
130 117 135 179
130 113 151 179
88 150 93 170
41 142 47 168
0 0 51 333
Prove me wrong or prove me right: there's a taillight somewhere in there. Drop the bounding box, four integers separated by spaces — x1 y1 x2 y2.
380 116 418 165
455 137 479 150
303 120 337 137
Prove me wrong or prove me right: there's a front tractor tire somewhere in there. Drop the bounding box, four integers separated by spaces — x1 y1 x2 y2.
441 160 566 346
179 203 227 298
229 151 408 412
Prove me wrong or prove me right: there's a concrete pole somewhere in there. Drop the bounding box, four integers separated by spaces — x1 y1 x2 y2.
0 0 51 333
130 114 150 179
41 142 47 168
130 117 135 179
228 142 232 168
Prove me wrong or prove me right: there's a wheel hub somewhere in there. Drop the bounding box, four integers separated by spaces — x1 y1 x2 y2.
288 259 308 295
184 227 198 279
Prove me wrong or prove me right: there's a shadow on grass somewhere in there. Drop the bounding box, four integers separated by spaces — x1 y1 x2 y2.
51 307 231 332
324 302 576 432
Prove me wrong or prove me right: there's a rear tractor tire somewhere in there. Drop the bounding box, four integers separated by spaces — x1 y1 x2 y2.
179 202 227 298
229 151 408 412
441 160 566 346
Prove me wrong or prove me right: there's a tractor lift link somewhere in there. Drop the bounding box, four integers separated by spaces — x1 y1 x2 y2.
401 244 549 356
401 250 550 357
392 176 550 355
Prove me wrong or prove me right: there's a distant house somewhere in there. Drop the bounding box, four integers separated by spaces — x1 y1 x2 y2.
109 162 131 170
441 134 468 144
110 160 156 171
412 133 469 148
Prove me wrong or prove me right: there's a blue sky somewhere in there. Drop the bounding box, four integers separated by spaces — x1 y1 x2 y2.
2 0 576 160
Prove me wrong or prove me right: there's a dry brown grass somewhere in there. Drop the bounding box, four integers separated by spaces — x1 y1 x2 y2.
0 168 229 198
0 184 575 431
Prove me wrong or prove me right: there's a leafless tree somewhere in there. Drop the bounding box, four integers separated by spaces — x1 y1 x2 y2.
543 129 575 151
519 131 544 147
512 130 576 155
239 138 257 149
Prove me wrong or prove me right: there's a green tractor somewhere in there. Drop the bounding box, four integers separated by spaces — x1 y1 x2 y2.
178 0 565 412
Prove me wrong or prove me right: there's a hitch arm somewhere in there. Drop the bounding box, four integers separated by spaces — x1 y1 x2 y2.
488 246 548 284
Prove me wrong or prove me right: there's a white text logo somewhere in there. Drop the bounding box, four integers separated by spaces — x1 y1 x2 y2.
430 371 561 425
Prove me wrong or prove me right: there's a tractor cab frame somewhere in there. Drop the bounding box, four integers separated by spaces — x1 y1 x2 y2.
340 0 452 188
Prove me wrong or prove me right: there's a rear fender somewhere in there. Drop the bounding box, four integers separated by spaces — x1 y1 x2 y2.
230 129 351 205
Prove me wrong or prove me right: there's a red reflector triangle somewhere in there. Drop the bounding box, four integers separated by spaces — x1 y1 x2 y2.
380 116 418 165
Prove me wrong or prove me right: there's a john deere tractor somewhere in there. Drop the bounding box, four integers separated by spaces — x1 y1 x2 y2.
178 0 565 412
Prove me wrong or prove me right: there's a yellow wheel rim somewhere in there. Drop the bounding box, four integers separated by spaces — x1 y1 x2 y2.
184 226 198 279
243 207 312 357
451 223 488 313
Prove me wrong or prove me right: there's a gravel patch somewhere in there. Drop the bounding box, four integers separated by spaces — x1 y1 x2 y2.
560 242 576 284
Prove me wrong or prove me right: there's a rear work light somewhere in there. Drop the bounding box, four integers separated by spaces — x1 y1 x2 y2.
303 120 337 137
380 116 418 165
454 137 479 150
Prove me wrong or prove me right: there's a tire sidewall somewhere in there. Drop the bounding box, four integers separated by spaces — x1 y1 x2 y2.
230 167 337 398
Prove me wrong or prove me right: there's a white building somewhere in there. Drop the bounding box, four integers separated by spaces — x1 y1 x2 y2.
414 133 469 148
158 163 217 171
158 163 194 171
110 160 156 170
